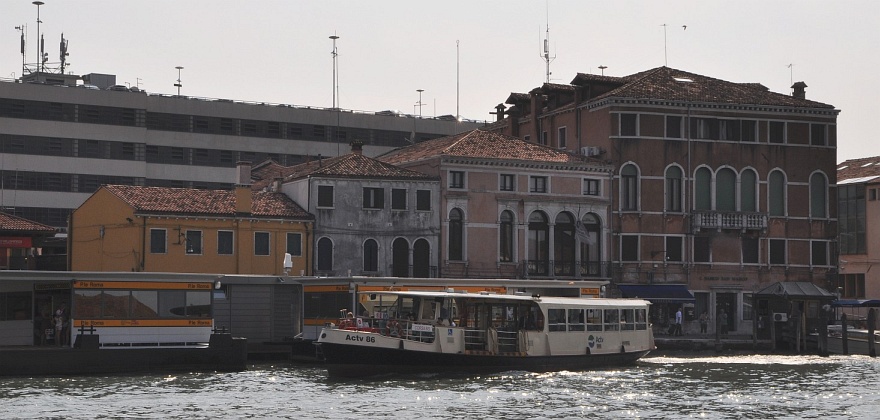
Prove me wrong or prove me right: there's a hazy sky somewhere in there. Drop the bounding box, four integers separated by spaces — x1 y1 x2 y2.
2 1 877 163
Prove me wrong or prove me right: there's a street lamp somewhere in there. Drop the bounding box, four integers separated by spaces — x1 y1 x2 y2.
174 66 184 96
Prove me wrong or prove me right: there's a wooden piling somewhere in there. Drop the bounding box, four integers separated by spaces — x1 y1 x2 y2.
869 308 876 358
841 313 849 355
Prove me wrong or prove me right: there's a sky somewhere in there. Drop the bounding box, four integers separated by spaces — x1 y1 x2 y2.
1 1 877 163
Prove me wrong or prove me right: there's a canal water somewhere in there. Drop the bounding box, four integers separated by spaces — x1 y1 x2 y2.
1 354 878 419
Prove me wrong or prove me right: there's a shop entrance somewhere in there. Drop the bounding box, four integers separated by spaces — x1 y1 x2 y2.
33 285 70 346
716 292 737 333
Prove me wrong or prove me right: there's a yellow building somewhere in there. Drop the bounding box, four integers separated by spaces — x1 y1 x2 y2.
69 184 313 276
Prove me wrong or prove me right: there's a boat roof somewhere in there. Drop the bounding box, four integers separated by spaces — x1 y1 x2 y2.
831 299 880 307
358 290 650 307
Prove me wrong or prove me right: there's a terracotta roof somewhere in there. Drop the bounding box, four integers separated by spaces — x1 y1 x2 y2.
541 83 576 92
593 66 834 109
0 212 57 233
270 153 437 183
102 185 312 219
251 159 288 182
378 129 599 165
505 92 531 105
570 73 631 85
838 156 880 183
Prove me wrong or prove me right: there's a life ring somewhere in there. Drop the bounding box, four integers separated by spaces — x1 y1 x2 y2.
386 319 402 337
339 318 354 329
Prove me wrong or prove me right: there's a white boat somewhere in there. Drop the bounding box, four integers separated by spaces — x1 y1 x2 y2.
316 290 655 377
827 325 880 355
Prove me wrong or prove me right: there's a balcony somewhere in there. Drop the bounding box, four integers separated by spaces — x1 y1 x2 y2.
691 211 767 232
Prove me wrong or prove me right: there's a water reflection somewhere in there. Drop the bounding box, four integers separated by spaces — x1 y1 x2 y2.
1 356 878 419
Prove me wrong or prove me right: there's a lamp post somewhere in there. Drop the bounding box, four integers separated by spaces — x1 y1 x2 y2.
330 34 339 109
174 66 183 96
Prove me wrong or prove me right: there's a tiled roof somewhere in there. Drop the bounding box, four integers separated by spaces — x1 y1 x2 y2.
593 66 834 109
251 159 288 182
541 83 576 92
0 212 57 233
378 129 599 165
570 73 631 85
271 153 437 182
102 185 312 219
837 156 880 183
505 92 531 105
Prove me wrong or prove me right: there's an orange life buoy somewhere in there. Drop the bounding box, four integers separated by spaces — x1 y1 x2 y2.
386 319 402 337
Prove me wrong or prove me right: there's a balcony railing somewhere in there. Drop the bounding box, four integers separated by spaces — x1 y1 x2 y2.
523 260 612 278
691 211 767 232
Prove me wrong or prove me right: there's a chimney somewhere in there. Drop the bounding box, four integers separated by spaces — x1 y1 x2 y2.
791 81 807 99
350 140 364 155
272 177 283 192
235 161 252 214
491 103 506 122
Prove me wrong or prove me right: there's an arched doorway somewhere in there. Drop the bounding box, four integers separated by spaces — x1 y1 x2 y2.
392 238 410 277
579 213 602 277
554 212 575 276
528 211 549 275
317 237 333 273
412 239 430 278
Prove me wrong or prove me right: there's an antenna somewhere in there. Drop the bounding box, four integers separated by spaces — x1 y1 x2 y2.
662 23 687 67
14 24 25 78
456 40 460 122
787 63 794 92
174 66 183 95
33 1 43 73
329 33 340 156
59 33 69 74
539 2 556 84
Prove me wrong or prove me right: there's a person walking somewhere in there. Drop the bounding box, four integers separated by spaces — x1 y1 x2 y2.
674 307 683 336
699 310 709 334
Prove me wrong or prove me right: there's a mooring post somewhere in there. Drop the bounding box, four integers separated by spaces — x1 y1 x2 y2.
868 308 876 358
818 306 828 357
841 313 849 355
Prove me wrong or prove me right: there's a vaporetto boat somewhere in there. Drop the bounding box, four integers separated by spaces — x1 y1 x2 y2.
316 289 655 377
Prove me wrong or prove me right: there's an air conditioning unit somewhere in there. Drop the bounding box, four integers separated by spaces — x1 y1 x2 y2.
580 146 601 157
772 313 788 322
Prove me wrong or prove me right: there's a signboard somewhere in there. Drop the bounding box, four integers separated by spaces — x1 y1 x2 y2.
411 323 434 333
73 281 212 290
0 237 32 248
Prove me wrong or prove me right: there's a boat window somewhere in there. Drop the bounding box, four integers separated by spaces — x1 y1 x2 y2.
586 308 603 331
548 308 566 331
568 309 585 331
636 308 647 330
604 309 620 331
621 309 635 330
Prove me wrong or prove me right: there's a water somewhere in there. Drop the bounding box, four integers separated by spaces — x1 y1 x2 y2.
2 354 878 419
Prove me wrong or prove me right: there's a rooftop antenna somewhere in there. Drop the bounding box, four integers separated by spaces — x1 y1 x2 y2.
456 40 460 122
539 2 556 84
330 33 340 156
59 33 68 74
661 24 686 66
787 63 794 93
14 24 26 78
33 1 44 74
598 65 607 76
174 66 183 95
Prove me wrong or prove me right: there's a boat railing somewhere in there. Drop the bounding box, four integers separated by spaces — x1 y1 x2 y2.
464 329 487 350
403 322 435 344
496 330 519 353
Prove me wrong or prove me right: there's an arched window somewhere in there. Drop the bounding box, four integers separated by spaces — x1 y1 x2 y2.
413 239 430 278
741 169 757 212
554 212 576 276
665 166 683 212
448 208 464 261
363 239 378 272
528 211 549 275
810 172 828 218
695 167 712 210
317 237 333 271
579 213 602 276
499 210 514 262
769 170 786 216
716 168 736 211
621 164 639 211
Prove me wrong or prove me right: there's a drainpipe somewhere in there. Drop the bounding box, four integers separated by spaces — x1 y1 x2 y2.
140 216 147 271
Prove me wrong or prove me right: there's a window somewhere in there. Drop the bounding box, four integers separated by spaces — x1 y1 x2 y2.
254 232 270 256
665 166 682 212
811 124 827 146
449 208 464 261
528 211 549 274
693 118 718 139
500 174 515 191
741 120 757 142
217 231 233 255
719 119 740 141
568 309 585 331
695 167 711 210
529 176 548 193
391 188 407 210
715 168 736 211
665 236 683 262
185 230 202 255
742 293 753 321
810 172 827 218
836 274 866 298
317 237 333 271
416 190 431 211
769 170 786 216
449 171 465 189
620 114 637 136
742 237 759 264
554 212 576 276
286 232 302 257
499 210 514 263
741 170 757 212
838 184 866 254
666 116 682 138
621 235 639 262
363 187 385 209
548 308 566 331
150 229 166 254
583 179 599 196
586 309 603 331
363 239 378 272
621 164 638 211
540 131 548 145
769 121 785 144
694 236 710 263
317 185 334 208
769 239 786 265
557 126 567 149
811 241 828 266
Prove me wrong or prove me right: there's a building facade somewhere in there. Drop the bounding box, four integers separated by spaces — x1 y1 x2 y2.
380 129 614 281
488 67 839 334
836 157 880 301
260 142 441 278
0 75 481 230
69 179 313 276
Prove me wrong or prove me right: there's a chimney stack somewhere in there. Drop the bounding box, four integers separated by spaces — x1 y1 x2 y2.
791 81 807 99
235 161 252 214
350 140 364 155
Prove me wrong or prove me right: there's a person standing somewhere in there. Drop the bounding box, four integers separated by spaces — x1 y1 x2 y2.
699 310 709 334
54 304 67 346
674 307 683 336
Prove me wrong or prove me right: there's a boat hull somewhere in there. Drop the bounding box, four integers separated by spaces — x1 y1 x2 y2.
318 341 651 378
